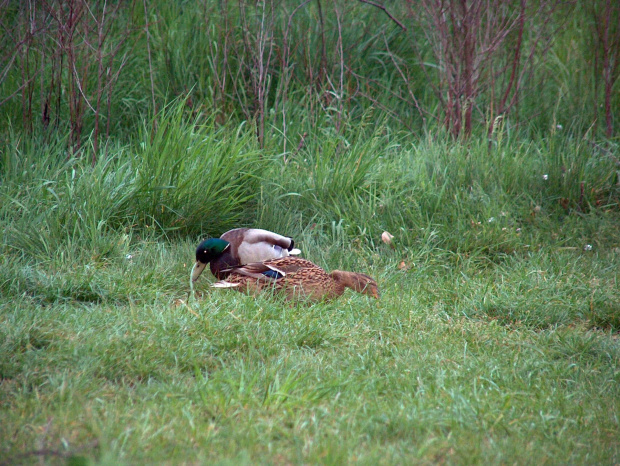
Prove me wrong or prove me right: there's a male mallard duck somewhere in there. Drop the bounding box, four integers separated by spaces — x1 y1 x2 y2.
211 256 379 302
191 228 300 284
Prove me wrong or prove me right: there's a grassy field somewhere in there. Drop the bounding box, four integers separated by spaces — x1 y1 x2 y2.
1 1 619 463
1 234 619 464
1 114 619 463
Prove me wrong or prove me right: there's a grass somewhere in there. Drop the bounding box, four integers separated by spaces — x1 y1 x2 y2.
1 1 619 462
1 119 619 462
1 243 619 464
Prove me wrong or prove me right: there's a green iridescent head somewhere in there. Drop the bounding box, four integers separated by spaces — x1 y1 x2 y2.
191 238 230 285
195 238 230 264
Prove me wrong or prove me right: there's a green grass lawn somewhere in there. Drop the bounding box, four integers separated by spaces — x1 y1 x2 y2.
2 232 619 464
1 119 619 463
1 0 619 462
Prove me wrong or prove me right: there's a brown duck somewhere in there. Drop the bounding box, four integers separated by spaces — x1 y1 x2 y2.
212 256 379 302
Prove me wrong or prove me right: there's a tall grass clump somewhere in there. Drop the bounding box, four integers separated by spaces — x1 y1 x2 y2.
0 101 266 267
254 121 619 272
254 116 393 264
131 102 264 236
0 131 132 264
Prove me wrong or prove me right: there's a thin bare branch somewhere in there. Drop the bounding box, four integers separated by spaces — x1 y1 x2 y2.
142 0 157 118
358 0 407 31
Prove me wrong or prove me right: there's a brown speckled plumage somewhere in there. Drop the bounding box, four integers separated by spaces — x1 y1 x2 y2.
212 257 379 302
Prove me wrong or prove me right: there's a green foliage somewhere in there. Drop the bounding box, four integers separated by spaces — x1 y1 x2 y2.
256 126 619 267
1 1 620 463
3 116 619 463
0 101 264 265
131 102 263 236
1 238 619 463
2 0 618 143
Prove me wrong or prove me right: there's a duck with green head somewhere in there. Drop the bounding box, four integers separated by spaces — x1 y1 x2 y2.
191 228 300 286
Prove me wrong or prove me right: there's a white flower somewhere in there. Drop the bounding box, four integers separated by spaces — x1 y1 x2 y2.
125 254 133 260
488 217 495 223
584 244 593 251
542 174 548 180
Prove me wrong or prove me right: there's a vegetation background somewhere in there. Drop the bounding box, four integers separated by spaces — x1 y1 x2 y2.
1 0 619 463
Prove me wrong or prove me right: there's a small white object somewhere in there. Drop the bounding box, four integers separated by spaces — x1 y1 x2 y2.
584 244 593 251
381 231 394 245
488 217 495 223
212 281 241 288
542 174 548 180
125 254 133 260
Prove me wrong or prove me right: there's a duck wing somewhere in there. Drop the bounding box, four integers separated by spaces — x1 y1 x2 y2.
222 261 286 281
223 228 298 263
222 257 318 281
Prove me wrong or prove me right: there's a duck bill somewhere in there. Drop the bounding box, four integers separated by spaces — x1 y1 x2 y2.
191 261 207 283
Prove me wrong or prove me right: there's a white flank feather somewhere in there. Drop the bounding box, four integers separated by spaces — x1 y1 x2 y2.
211 281 241 288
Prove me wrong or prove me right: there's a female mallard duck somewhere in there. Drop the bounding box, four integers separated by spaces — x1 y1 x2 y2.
191 228 300 284
211 256 379 302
